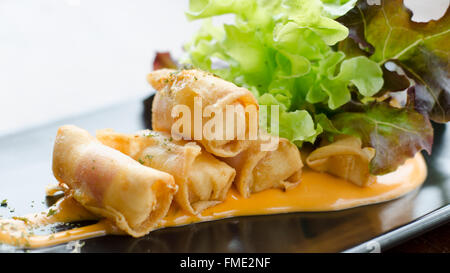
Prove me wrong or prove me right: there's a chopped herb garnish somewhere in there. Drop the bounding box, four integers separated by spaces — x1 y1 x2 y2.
145 131 156 138
1 199 7 207
13 216 29 224
47 208 56 217
138 159 145 164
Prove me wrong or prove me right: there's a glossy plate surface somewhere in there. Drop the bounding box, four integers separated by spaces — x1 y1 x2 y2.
0 96 448 253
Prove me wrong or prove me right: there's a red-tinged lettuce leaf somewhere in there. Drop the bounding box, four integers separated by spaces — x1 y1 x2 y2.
338 0 450 122
336 1 374 55
401 48 450 122
153 52 178 70
332 103 433 175
381 64 411 93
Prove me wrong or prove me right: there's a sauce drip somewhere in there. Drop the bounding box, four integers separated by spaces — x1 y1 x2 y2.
0 154 426 249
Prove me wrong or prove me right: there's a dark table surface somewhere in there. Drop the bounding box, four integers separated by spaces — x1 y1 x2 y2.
387 222 450 253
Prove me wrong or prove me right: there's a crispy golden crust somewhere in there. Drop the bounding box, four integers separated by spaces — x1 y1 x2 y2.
148 69 258 157
306 135 376 187
52 125 177 237
96 129 235 214
222 135 303 198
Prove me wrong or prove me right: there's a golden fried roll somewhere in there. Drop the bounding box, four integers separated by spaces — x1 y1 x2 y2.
221 135 303 198
306 135 376 187
52 125 177 237
96 129 236 214
148 69 258 157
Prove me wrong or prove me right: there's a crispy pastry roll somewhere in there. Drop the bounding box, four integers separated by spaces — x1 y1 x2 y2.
148 69 258 157
221 134 303 198
52 125 177 237
96 129 236 214
306 135 376 186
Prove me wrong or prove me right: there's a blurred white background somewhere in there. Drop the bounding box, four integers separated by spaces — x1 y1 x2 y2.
0 0 201 135
0 0 448 136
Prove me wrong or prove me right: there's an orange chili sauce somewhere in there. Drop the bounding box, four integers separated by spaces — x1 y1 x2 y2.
0 154 426 249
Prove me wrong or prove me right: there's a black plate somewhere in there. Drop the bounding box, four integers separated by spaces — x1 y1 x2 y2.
0 95 449 253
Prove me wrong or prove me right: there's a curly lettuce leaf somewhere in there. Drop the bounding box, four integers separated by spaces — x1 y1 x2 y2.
258 93 322 145
332 103 433 175
338 0 450 122
306 55 384 109
184 0 384 146
167 0 448 176
187 0 350 45
320 0 358 19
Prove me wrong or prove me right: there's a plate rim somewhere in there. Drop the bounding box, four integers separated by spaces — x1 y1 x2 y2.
343 204 450 253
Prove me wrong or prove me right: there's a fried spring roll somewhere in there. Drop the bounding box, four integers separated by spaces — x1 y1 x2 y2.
306 135 376 186
148 69 258 157
96 129 236 214
52 125 177 237
221 135 303 198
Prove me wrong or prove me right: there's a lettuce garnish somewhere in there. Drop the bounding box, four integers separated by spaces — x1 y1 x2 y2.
184 0 380 143
181 0 447 174
338 0 450 123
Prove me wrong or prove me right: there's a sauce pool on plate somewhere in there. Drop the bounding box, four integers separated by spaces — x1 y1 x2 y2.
0 153 427 248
